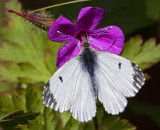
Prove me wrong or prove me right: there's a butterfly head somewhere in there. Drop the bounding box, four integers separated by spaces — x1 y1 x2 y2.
80 32 91 49
82 41 90 48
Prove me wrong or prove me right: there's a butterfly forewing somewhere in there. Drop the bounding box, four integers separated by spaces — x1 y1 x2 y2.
95 51 145 115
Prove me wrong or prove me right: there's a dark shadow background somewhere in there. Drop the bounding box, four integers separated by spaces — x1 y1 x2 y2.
2 0 160 129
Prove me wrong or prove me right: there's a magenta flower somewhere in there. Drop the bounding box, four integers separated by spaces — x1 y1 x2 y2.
48 7 125 68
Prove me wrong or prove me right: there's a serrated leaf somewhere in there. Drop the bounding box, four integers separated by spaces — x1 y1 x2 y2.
27 114 44 130
99 117 136 130
65 118 81 130
12 95 26 111
25 87 44 130
0 0 62 85
44 107 56 130
121 35 143 60
0 0 159 129
25 87 44 113
58 111 71 127
0 63 47 83
0 91 26 118
133 39 160 69
121 35 160 70
0 110 39 129
0 86 75 130
0 86 45 130
0 96 15 117
96 106 136 130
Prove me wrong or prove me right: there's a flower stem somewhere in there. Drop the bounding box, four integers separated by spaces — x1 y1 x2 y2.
31 0 91 13
93 116 98 130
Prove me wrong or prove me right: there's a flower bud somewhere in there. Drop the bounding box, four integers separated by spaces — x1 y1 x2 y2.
7 9 56 31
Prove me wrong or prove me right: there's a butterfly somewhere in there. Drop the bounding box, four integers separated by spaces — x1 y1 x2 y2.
42 37 145 122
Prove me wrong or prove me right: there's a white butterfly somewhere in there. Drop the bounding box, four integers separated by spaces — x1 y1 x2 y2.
42 40 145 122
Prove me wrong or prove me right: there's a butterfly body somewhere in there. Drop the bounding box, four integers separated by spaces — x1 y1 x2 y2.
80 42 98 97
43 41 145 122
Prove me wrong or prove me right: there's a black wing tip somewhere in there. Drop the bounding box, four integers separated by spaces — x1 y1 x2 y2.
42 81 57 109
131 63 145 89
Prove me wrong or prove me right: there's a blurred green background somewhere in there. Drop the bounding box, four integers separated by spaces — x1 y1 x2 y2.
0 0 160 130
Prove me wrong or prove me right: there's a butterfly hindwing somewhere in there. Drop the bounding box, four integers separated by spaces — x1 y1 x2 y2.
43 56 96 122
95 51 145 115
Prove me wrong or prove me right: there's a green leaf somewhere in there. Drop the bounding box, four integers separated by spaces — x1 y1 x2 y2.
99 117 136 130
1 0 159 129
0 82 13 92
121 35 143 60
12 95 26 111
0 96 15 117
27 114 44 130
121 35 160 70
0 86 137 130
65 118 81 130
58 111 71 127
0 86 45 129
76 120 94 130
22 86 44 130
44 107 56 130
0 91 25 118
25 87 44 113
0 110 39 129
96 106 136 130
0 0 62 85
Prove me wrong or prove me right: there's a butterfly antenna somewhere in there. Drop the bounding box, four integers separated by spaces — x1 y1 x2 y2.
89 26 113 43
57 31 81 50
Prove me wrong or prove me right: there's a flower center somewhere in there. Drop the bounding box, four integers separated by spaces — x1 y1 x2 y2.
76 31 87 43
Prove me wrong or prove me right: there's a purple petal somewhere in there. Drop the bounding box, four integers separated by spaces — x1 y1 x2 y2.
89 26 125 54
77 7 105 33
48 17 78 42
56 40 82 68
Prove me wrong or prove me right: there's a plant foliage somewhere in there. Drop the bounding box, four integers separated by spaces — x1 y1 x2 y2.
0 111 39 129
0 0 160 129
121 35 160 70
